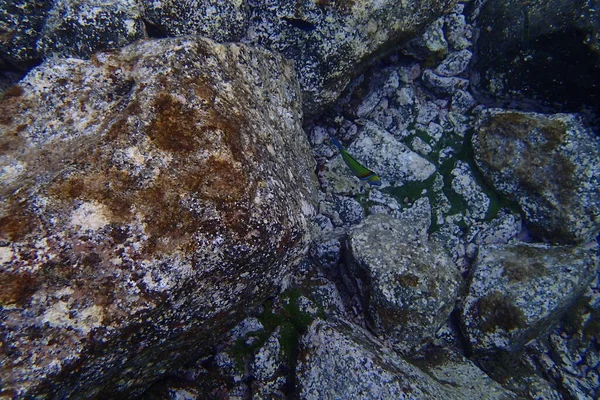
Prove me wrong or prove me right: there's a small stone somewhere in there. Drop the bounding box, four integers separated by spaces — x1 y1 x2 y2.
435 49 473 77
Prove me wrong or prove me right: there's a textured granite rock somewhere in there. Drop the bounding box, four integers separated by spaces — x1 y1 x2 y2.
296 319 517 399
348 121 437 185
38 0 145 59
461 242 598 353
472 109 600 244
0 36 317 398
143 0 250 42
346 213 462 353
1 0 459 115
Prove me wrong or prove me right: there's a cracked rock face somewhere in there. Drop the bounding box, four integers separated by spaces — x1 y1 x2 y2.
472 109 600 244
0 37 317 398
461 242 598 353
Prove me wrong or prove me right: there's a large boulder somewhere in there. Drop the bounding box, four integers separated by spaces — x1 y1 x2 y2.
296 319 517 399
345 212 462 353
472 109 600 244
472 0 600 110
0 37 317 398
1 0 459 115
460 242 598 353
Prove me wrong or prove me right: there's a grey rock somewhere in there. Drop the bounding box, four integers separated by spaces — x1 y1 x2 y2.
143 0 250 42
461 242 598 353
451 160 490 220
444 12 473 50
472 109 600 244
346 213 461 353
435 49 472 76
251 328 287 399
410 348 518 399
0 0 51 65
403 17 449 59
422 68 470 95
243 0 459 115
38 0 145 59
349 122 436 185
297 319 517 399
468 211 522 245
0 37 317 398
450 89 476 112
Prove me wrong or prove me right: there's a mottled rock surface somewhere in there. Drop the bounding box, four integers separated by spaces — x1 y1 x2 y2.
0 37 317 398
1 0 459 115
461 242 598 353
346 213 462 353
296 319 517 399
38 0 145 59
472 109 600 244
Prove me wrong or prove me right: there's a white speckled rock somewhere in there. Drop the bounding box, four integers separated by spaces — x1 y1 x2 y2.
451 160 490 220
146 0 459 115
251 328 287 399
422 69 470 95
472 109 600 244
435 49 472 76
346 213 462 353
296 319 518 399
461 242 598 353
0 36 317 398
38 0 145 58
349 121 436 185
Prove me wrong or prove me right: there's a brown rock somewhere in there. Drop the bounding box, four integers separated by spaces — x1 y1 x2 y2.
0 36 317 398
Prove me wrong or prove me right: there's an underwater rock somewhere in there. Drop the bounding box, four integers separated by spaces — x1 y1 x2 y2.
435 49 472 77
402 16 449 60
38 0 145 59
409 347 518 399
472 109 600 244
0 36 317 398
296 319 518 399
473 0 600 111
444 10 473 50
345 213 462 354
0 0 144 65
348 121 436 185
450 160 490 221
251 327 288 399
143 0 250 42
1 0 458 115
422 68 470 95
0 0 51 65
460 242 598 353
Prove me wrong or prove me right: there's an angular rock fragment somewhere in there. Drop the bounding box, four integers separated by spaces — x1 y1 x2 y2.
472 109 600 244
348 121 436 185
346 213 462 353
461 242 598 353
0 37 316 398
297 319 517 399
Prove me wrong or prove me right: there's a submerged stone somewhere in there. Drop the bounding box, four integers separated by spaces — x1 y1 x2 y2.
472 109 600 244
0 36 317 398
461 242 598 353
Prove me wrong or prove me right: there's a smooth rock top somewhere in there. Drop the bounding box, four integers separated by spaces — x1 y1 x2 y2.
0 36 317 398
461 242 598 353
472 109 600 244
346 213 462 353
